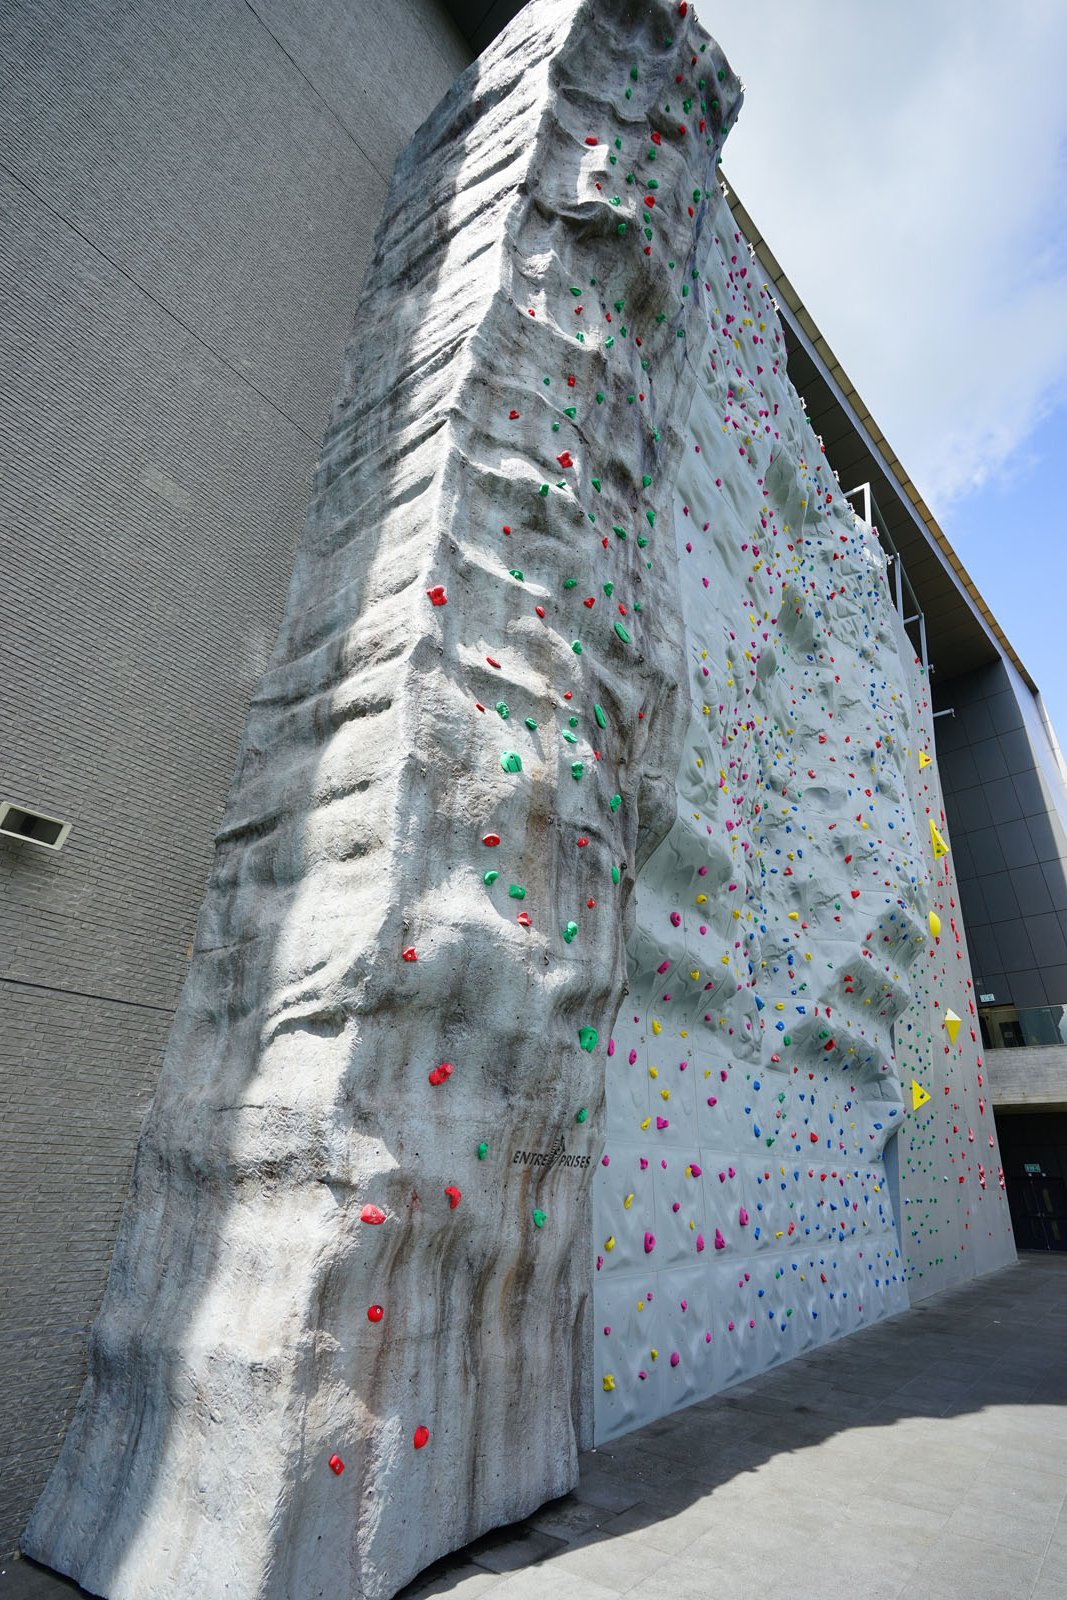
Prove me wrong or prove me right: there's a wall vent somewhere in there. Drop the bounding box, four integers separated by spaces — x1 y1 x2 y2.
0 800 73 852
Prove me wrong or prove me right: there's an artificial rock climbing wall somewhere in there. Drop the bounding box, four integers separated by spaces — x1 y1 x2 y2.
591 202 1015 1438
23 3 743 1598
894 663 1016 1294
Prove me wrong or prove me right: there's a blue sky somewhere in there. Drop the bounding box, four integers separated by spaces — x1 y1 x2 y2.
708 0 1067 745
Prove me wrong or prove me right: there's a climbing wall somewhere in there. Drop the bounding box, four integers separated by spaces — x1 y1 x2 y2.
23 4 745 1597
894 664 1016 1294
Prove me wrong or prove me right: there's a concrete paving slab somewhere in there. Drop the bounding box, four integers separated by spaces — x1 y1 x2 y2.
3 1254 1065 1600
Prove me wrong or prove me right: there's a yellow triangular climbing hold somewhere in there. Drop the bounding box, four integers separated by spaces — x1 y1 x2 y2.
918 750 933 770
911 1079 931 1110
930 820 950 858
944 1008 962 1045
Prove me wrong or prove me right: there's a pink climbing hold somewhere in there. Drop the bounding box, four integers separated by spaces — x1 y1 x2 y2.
643 1232 655 1253
696 1233 705 1252
670 1352 680 1367
656 1116 669 1130
739 1207 749 1226
714 1229 726 1250
670 911 681 927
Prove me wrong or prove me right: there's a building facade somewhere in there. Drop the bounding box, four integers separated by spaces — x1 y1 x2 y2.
2 0 1064 1569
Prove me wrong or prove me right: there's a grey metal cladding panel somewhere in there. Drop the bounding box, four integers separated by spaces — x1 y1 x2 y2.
251 0 471 168
985 774 1023 827
949 784 993 832
1013 767 1050 819
1012 862 1056 918
957 699 995 743
993 917 1036 975
0 172 311 1005
969 735 1009 783
1029 913 1067 967
980 871 1022 924
0 983 169 1550
967 824 1007 876
1006 968 1050 1009
949 830 976 881
1030 809 1067 868
967 923 1001 977
999 727 1037 773
987 687 1026 735
938 745 980 793
0 0 390 438
999 818 1039 870
1043 861 1067 913
1041 963 1067 1003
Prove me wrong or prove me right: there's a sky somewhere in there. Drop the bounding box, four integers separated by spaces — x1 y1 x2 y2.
706 0 1067 746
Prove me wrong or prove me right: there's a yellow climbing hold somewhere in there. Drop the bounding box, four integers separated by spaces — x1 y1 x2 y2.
651 1019 662 1035
604 1235 616 1251
944 1008 962 1045
911 1079 931 1110
930 820 950 858
928 910 941 938
623 1193 634 1210
918 750 932 770
603 1374 616 1392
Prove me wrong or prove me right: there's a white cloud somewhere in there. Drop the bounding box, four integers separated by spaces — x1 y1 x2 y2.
709 0 1067 511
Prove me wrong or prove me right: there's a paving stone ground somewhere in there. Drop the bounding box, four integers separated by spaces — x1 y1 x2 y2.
5 1253 1066 1600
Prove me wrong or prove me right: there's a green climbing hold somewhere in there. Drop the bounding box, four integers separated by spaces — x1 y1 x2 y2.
496 701 510 719
539 484 550 496
576 1106 588 1124
594 703 607 729
508 884 526 899
614 621 631 643
532 1209 547 1228
524 717 538 731
603 581 614 597
613 525 628 540
611 865 620 885
569 285 582 296
616 223 626 236
596 393 605 404
563 577 577 589
477 1142 489 1160
562 730 578 744
563 921 579 943
564 406 577 418
637 536 649 548
609 793 622 812
642 474 652 488
591 478 601 492
571 761 585 780
484 870 499 885
572 640 582 655
578 1026 598 1052
646 510 656 527
508 568 524 581
501 751 522 773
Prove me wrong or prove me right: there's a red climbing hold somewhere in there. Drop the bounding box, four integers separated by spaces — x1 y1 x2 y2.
535 605 546 618
444 1186 462 1210
650 131 662 145
328 1455 345 1475
517 911 532 927
360 1204 386 1225
486 657 501 669
583 597 595 608
556 451 573 468
678 2 688 15
413 1425 430 1449
402 947 417 962
508 409 520 419
483 833 501 847
643 195 655 208
367 1305 384 1323
584 136 598 146
577 836 589 847
428 1062 454 1086
426 585 447 606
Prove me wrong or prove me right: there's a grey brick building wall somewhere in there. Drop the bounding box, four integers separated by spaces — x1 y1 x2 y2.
0 0 470 1553
933 661 1067 1011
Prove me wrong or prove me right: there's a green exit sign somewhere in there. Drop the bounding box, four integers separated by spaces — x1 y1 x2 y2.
1024 1163 1042 1175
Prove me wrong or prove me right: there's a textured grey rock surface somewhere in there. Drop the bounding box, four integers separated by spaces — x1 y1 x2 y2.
23 2 741 1596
